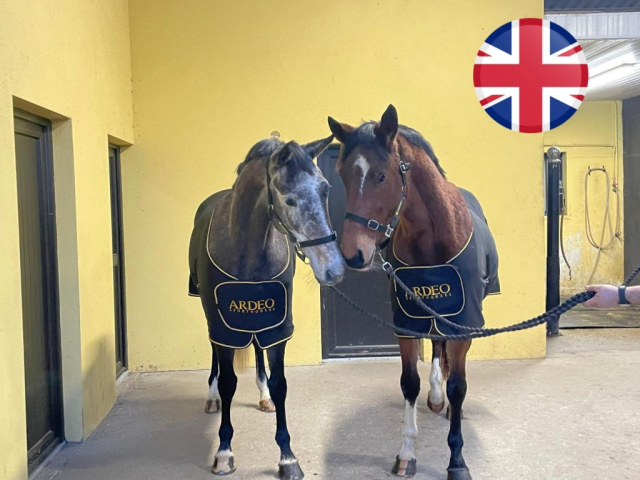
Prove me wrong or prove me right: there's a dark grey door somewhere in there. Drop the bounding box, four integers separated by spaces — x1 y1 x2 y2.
623 96 640 282
109 146 127 376
14 111 63 472
318 146 399 358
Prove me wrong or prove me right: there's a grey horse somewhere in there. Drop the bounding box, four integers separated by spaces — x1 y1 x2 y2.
189 135 344 479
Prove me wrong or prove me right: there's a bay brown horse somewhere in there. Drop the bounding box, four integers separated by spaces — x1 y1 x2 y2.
328 105 498 480
189 135 344 479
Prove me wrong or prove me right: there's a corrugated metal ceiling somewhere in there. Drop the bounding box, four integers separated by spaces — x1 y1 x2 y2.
584 40 640 100
546 0 640 12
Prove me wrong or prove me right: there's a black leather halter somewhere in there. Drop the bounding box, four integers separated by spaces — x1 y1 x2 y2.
344 160 411 249
266 160 337 262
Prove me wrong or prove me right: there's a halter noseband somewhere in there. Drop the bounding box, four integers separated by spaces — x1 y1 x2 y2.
266 160 337 263
344 160 411 249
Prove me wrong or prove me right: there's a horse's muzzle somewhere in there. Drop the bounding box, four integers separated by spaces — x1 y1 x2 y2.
344 249 370 270
323 269 344 286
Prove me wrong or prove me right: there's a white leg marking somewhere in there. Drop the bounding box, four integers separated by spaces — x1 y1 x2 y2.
279 458 300 466
428 357 444 405
256 375 271 401
212 448 235 474
215 448 233 459
353 155 370 195
209 377 220 400
398 400 418 461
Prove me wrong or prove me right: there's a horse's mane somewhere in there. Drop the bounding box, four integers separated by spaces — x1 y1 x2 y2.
342 122 446 178
236 138 283 175
236 138 314 181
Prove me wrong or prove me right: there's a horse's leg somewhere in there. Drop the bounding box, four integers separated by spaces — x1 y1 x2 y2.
205 342 221 413
212 345 238 475
266 342 304 480
445 340 472 480
254 338 275 412
392 338 420 477
427 340 447 414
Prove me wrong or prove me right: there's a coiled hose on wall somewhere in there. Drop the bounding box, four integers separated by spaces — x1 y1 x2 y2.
583 166 621 285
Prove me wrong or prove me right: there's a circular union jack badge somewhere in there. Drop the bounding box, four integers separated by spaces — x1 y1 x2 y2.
473 18 589 133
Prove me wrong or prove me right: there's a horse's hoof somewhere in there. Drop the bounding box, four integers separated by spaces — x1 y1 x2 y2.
392 456 417 477
278 459 304 480
446 406 463 420
205 399 221 414
212 451 235 475
259 399 276 413
447 467 472 480
427 396 445 414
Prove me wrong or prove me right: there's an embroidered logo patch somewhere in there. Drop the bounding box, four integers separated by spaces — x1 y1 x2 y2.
393 265 465 319
215 281 287 333
228 298 276 313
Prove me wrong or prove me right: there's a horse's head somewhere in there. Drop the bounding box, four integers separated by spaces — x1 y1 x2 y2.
328 104 405 270
268 136 345 285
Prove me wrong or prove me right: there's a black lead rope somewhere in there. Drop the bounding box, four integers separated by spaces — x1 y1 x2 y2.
623 265 640 288
265 158 337 262
331 263 640 342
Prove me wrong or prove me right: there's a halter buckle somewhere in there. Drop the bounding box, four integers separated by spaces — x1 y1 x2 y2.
399 161 411 173
384 225 394 238
367 219 381 231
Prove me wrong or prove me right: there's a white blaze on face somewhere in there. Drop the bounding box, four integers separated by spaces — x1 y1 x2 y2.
398 399 418 461
428 357 444 406
353 155 370 195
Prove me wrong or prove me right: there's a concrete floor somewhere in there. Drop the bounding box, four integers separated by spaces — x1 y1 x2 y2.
561 301 640 328
34 330 640 480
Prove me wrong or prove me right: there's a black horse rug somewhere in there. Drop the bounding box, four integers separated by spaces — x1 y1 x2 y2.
388 188 500 337
189 191 295 349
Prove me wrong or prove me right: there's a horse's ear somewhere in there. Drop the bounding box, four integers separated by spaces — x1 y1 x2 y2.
375 104 398 149
303 134 334 159
273 142 293 166
328 117 354 143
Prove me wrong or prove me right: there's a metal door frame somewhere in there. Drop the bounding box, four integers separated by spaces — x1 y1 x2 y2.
109 145 128 377
14 108 64 472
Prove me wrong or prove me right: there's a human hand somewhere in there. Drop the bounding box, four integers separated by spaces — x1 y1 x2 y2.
584 285 618 308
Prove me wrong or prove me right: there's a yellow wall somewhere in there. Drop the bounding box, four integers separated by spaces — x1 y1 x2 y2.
543 102 624 295
1 2 552 476
0 1 134 477
126 0 546 371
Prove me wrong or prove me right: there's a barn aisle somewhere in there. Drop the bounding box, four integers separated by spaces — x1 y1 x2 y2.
33 330 640 480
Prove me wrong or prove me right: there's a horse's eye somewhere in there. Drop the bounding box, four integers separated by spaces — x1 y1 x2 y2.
378 174 387 184
320 184 330 197
285 198 297 207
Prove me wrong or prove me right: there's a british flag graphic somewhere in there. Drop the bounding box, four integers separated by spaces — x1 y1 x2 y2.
473 18 589 133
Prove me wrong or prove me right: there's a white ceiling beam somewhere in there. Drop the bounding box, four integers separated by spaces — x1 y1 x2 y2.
546 12 640 40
